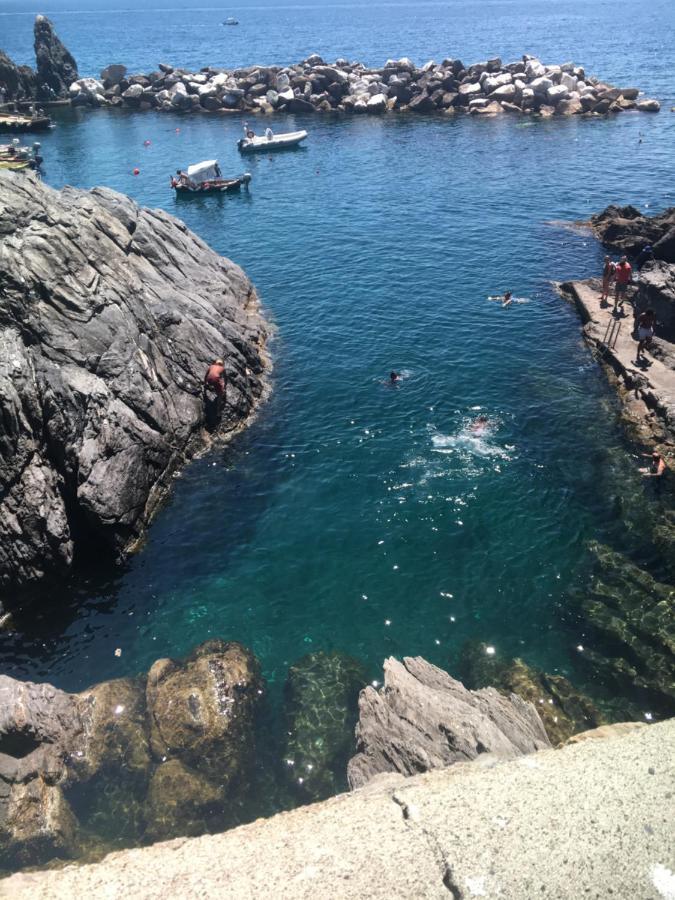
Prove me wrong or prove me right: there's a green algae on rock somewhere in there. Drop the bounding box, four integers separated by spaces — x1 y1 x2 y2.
577 542 675 713
282 651 367 802
459 641 605 745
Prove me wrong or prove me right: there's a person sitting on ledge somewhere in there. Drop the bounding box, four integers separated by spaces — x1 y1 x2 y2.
204 359 227 397
600 255 615 303
635 244 655 270
640 451 667 479
636 308 656 362
244 121 255 140
613 256 633 313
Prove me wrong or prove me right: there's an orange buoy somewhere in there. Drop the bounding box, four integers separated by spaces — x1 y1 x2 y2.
133 167 140 175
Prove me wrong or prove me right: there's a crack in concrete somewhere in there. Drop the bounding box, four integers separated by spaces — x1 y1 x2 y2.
391 791 462 898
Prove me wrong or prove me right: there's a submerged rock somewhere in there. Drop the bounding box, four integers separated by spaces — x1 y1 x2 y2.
282 651 367 802
347 656 550 789
0 172 268 593
0 640 265 868
459 641 606 745
576 542 675 714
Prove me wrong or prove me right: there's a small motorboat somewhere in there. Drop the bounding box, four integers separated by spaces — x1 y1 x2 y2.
0 113 52 133
170 160 251 194
237 129 308 153
0 139 43 169
223 17 239 25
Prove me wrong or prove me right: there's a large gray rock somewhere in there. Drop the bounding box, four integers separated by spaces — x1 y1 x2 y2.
347 656 550 789
33 15 78 100
0 173 267 592
0 640 264 867
0 51 37 102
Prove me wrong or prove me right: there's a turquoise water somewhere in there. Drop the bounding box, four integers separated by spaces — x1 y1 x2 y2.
1 3 675 708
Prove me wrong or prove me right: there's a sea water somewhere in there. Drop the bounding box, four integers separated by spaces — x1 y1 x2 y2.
1 0 674 752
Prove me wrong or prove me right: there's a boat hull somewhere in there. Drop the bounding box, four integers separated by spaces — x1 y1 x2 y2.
0 116 51 133
238 131 308 153
172 174 251 195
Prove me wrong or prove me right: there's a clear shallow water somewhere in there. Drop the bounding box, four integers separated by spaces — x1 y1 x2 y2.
1 3 674 709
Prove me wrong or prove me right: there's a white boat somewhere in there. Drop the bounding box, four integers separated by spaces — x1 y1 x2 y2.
223 16 238 24
170 159 251 195
237 130 308 153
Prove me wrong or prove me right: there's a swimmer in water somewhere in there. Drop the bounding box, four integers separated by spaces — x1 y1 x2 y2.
487 291 513 307
470 414 493 434
389 371 401 383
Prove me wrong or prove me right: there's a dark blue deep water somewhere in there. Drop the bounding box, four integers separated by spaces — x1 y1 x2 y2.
1 3 674 715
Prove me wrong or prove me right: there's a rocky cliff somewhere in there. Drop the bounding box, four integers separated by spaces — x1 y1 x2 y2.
0 18 76 103
0 172 267 592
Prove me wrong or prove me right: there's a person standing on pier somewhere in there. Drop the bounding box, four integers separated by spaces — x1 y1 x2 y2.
600 255 615 303
613 256 632 313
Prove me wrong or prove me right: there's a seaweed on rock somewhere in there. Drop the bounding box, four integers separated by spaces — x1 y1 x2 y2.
282 651 367 802
459 641 605 745
577 542 675 714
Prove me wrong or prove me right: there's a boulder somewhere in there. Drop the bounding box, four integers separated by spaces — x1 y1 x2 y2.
530 75 553 96
146 640 263 784
0 173 267 591
590 204 675 259
33 15 78 100
547 84 569 104
366 92 387 113
122 82 144 101
620 87 639 100
557 97 583 116
654 228 675 264
637 98 660 112
144 759 223 842
407 91 435 112
459 642 606 745
490 83 517 101
525 58 546 79
458 81 482 96
470 100 503 115
283 651 366 802
286 97 315 113
639 262 675 337
347 657 550 789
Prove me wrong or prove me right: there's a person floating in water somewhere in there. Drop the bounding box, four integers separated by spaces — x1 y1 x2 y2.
470 414 495 435
640 451 667 478
389 371 401 383
487 291 513 307
204 359 227 397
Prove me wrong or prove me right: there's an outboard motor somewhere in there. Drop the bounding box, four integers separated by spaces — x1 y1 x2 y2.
242 173 252 188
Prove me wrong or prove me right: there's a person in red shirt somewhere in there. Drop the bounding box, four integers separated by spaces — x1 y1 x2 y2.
204 359 227 397
613 256 632 312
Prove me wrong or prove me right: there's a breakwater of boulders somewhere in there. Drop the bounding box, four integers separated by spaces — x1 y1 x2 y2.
68 54 661 118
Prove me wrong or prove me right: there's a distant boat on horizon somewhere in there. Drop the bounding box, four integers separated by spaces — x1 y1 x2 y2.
223 17 239 25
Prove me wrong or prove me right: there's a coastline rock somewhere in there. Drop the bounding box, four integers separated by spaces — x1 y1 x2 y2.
282 651 367 802
459 641 606 745
0 52 37 103
576 542 675 714
0 172 267 592
0 640 265 867
347 656 550 789
33 15 78 100
589 204 675 261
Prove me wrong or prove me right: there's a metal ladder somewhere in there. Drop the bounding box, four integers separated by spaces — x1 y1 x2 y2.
601 317 622 351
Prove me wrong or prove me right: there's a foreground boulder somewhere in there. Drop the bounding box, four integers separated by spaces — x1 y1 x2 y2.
0 51 37 103
0 640 263 867
590 204 675 262
0 172 267 592
347 656 550 789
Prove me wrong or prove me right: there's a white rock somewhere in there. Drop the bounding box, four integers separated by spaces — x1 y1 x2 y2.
277 87 294 102
561 73 578 92
458 81 482 95
547 84 569 103
367 92 387 112
491 83 517 101
530 76 553 95
210 73 228 88
525 58 546 79
123 83 144 99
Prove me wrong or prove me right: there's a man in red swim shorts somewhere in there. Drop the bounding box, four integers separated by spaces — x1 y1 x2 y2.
204 359 227 397
613 256 632 313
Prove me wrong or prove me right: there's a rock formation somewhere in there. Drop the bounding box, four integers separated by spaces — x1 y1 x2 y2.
33 15 78 100
590 204 675 262
459 641 606 745
347 656 550 789
0 172 268 592
0 52 37 103
282 651 367 801
0 640 263 868
66 53 660 118
575 542 675 715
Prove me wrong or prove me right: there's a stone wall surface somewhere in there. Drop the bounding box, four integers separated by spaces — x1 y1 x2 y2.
1 719 672 899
